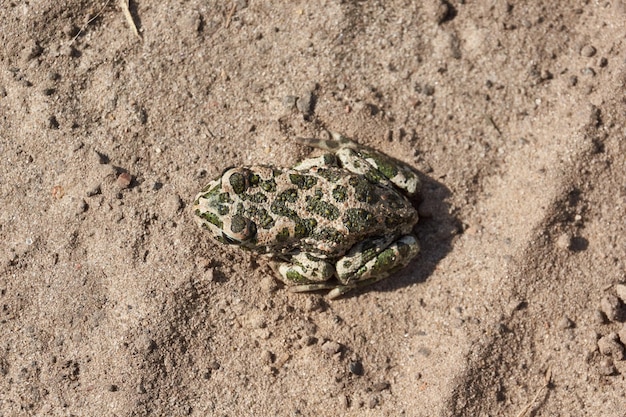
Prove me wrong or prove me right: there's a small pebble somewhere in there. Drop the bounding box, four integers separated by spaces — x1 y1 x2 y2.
363 103 380 116
195 168 207 180
134 107 148 124
588 104 601 127
600 295 622 322
372 381 390 392
48 116 59 129
304 296 323 312
580 45 596 57
368 396 378 409
618 323 626 346
592 309 607 325
202 267 214 283
282 95 297 110
75 198 88 215
22 40 43 61
259 276 278 293
568 75 578 87
116 172 132 189
540 69 553 80
181 10 202 34
614 284 626 303
136 378 146 393
51 185 65 200
304 81 318 92
558 315 575 329
107 384 119 392
506 298 527 315
60 44 78 57
296 92 314 114
597 358 616 376
581 67 596 77
556 232 573 250
260 350 274 364
86 183 102 197
63 24 80 38
422 84 435 96
303 321 317 336
299 335 316 347
248 312 267 329
162 194 183 217
257 328 271 340
92 150 109 165
417 346 431 357
597 333 625 360
598 57 608 67
136 334 157 354
432 0 451 24
320 340 341 355
349 361 364 376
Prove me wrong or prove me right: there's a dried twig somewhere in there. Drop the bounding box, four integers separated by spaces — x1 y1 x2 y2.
119 0 141 39
224 2 237 29
486 115 502 136
210 2 238 40
515 365 553 417
71 0 113 44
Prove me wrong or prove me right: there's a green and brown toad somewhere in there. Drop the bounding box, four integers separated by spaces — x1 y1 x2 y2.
193 133 420 298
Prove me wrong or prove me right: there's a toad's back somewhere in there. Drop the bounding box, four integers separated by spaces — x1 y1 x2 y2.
193 164 419 258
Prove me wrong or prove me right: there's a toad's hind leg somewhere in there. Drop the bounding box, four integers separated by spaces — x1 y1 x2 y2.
274 252 335 287
328 235 420 299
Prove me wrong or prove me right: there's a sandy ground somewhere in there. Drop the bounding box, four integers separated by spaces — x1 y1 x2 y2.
2 1 626 415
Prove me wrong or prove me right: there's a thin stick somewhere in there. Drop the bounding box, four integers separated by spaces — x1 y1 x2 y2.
211 2 238 40
71 0 113 44
120 0 141 39
224 2 237 29
515 365 553 417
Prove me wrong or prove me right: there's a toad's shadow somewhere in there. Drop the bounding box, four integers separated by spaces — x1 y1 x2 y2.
342 171 458 299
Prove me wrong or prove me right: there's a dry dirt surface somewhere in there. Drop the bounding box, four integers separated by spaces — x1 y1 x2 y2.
2 1 626 416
